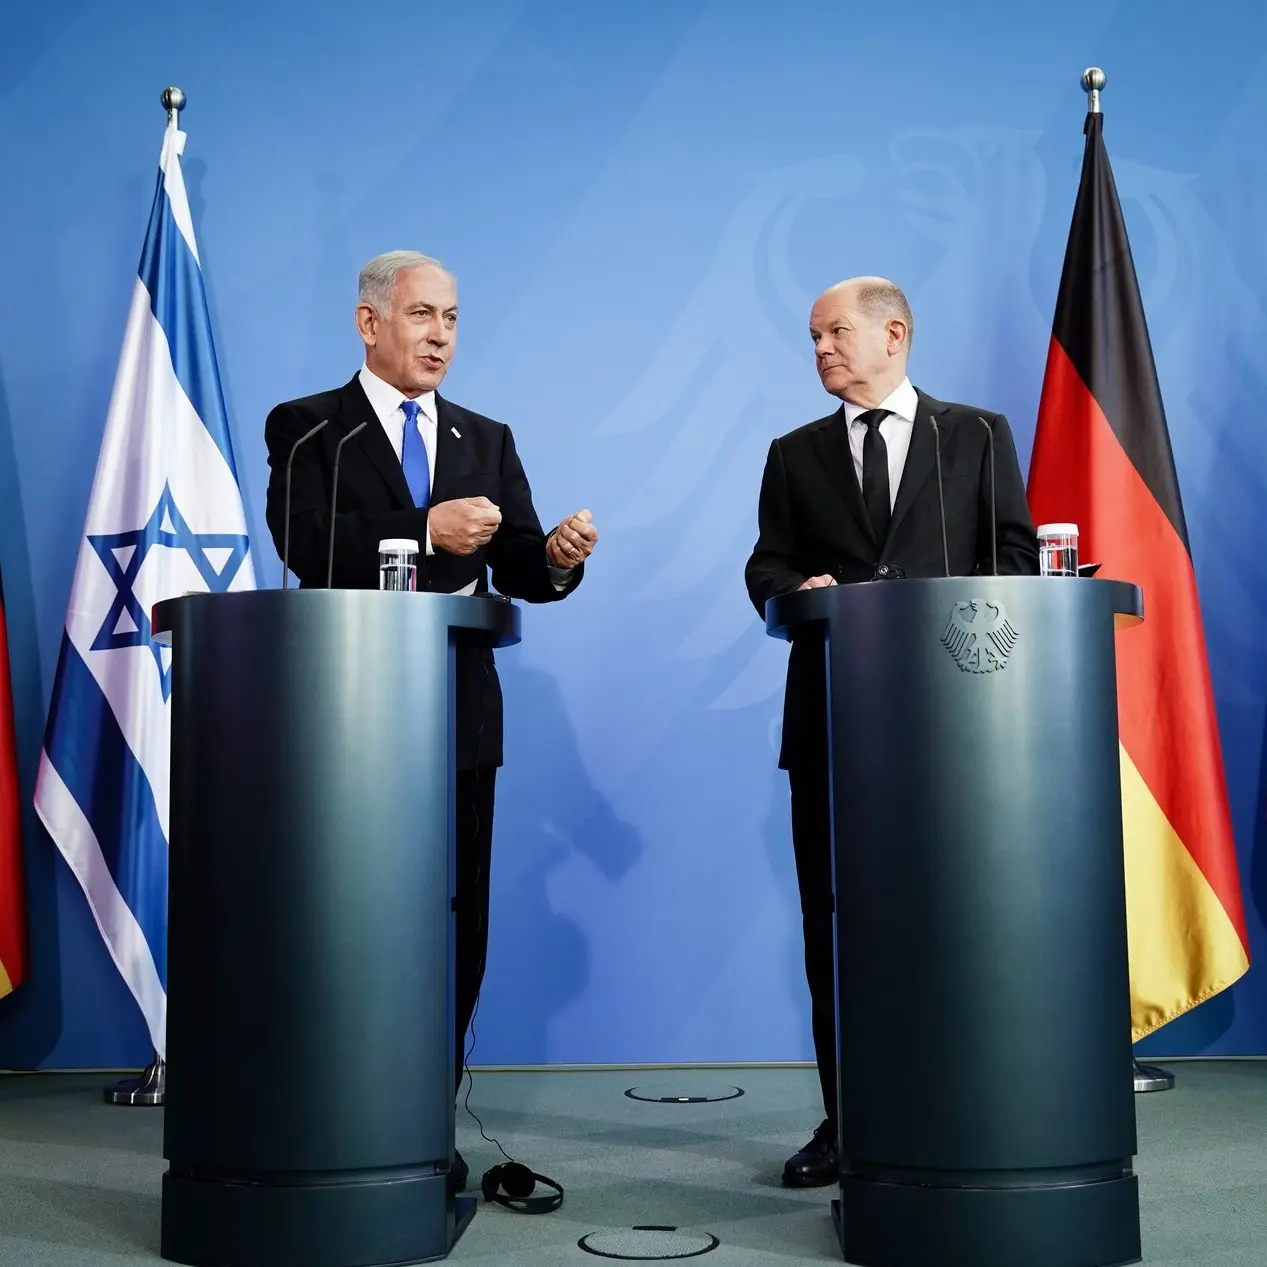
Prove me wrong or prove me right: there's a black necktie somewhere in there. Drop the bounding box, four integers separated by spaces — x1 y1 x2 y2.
858 408 891 544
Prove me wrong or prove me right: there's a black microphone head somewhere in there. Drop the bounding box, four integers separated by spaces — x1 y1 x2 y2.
287 417 331 457
332 420 370 452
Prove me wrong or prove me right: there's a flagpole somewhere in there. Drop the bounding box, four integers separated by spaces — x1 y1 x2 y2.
1078 64 1176 1096
103 83 188 1108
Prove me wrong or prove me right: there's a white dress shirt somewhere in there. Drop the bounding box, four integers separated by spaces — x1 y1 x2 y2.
842 377 919 511
358 363 571 591
359 364 439 554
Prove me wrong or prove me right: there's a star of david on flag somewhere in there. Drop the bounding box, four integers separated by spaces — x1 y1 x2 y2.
89 483 249 700
35 114 255 1059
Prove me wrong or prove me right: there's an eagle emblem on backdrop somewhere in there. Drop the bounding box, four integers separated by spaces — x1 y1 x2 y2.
941 599 1017 674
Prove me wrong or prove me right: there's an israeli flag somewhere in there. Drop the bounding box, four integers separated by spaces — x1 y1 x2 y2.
34 119 254 1057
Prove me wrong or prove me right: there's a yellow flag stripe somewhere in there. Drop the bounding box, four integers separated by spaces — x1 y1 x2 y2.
0 958 12 1000
1120 744 1249 1041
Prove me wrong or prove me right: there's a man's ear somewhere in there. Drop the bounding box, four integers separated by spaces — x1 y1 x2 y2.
355 303 378 346
887 318 909 356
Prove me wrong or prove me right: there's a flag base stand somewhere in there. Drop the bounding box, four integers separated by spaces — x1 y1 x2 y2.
105 1054 165 1106
1133 1059 1174 1093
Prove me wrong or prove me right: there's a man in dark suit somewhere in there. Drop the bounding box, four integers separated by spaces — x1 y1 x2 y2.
264 250 598 1191
745 277 1039 1187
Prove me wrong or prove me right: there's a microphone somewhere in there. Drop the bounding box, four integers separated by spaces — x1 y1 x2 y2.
977 416 998 576
281 418 330 588
929 416 950 577
326 421 369 588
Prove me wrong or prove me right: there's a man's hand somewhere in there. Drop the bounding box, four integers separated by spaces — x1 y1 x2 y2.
546 509 598 569
428 497 502 556
797 574 837 590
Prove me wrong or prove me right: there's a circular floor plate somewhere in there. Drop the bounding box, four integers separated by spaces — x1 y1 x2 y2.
624 1081 744 1104
578 1226 720 1260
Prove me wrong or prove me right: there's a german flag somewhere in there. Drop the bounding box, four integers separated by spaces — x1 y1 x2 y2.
1027 106 1250 1040
0 563 25 998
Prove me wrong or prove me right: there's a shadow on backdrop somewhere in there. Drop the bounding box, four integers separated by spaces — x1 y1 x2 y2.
475 660 644 1065
760 731 814 1067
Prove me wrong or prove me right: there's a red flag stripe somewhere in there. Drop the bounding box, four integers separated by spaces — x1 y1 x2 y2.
1029 337 1249 949
0 581 26 992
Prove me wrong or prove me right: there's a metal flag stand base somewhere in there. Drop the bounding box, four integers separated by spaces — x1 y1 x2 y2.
1133 1058 1174 1093
105 1053 166 1105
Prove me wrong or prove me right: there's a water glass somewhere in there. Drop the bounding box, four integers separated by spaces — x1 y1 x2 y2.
1037 523 1079 577
378 538 418 591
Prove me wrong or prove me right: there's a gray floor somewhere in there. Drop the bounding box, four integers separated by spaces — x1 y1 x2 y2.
0 1062 1264 1265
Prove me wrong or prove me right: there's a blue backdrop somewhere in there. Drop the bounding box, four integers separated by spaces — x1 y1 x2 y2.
1 0 1265 1068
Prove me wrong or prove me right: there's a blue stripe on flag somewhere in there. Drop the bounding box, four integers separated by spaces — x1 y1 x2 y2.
137 171 240 479
43 633 168 988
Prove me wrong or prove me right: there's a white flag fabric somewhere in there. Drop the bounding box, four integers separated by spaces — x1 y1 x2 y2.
34 121 254 1057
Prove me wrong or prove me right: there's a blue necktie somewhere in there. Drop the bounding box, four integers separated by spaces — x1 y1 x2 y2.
400 399 430 509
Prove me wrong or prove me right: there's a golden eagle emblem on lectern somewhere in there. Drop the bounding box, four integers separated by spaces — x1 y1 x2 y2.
941 600 1017 674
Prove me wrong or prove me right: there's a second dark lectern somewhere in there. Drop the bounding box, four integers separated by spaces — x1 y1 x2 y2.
767 576 1143 1267
153 589 520 1267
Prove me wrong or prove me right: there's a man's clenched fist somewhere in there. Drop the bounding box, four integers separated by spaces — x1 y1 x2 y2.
546 509 599 569
429 496 502 556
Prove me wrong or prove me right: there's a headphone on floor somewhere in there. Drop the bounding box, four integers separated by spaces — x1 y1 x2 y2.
481 1161 564 1214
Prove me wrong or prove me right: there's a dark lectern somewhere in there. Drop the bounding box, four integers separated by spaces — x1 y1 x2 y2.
153 589 521 1267
766 576 1143 1267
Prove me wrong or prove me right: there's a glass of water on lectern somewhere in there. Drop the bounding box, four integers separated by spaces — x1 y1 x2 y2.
378 538 418 591
1037 523 1079 576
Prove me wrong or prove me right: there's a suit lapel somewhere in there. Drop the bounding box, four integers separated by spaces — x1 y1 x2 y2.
336 376 413 508
885 389 954 548
809 408 875 546
431 394 470 504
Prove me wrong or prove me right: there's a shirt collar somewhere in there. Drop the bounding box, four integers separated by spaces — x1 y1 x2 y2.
359 362 436 425
841 377 917 427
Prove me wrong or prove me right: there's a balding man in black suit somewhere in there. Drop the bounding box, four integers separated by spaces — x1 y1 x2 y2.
746 277 1039 1187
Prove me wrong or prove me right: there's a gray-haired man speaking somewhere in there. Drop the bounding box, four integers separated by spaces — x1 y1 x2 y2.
263 251 598 1191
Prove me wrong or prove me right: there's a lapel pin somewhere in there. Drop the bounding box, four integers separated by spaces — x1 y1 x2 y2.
451 427 462 439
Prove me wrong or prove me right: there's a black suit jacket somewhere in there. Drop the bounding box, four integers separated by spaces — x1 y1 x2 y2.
264 374 580 770
745 388 1039 770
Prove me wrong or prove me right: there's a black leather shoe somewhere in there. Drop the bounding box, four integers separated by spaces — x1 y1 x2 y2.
782 1119 839 1188
448 1149 469 1195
